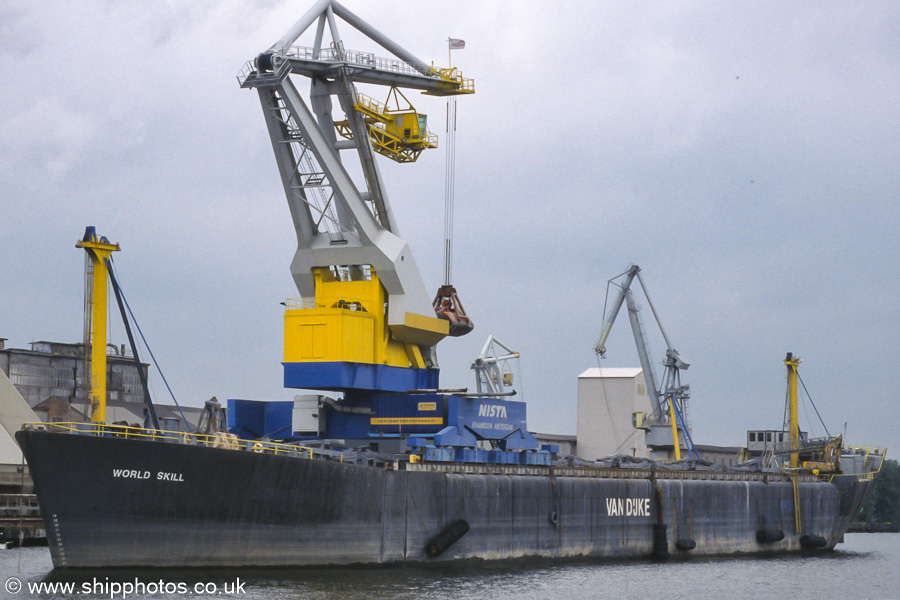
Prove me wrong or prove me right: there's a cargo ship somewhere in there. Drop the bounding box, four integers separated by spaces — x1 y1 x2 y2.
16 1 885 568
15 422 884 568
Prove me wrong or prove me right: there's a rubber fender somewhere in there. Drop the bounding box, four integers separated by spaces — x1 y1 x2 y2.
425 519 470 557
652 523 669 559
756 529 785 544
800 534 827 548
548 511 559 526
675 538 696 551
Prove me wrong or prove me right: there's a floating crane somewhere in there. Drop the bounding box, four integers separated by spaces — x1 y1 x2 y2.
594 265 697 459
238 0 474 393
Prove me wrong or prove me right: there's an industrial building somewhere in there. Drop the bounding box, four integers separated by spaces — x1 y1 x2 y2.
577 367 653 460
531 432 577 457
0 337 200 431
0 335 201 545
576 366 740 466
1 339 148 408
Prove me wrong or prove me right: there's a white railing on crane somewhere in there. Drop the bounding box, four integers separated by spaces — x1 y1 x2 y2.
282 45 433 78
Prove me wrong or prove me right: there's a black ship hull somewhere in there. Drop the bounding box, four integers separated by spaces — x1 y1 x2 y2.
17 430 874 568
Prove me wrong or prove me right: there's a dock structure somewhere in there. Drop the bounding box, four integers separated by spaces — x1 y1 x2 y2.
0 494 44 546
0 367 44 545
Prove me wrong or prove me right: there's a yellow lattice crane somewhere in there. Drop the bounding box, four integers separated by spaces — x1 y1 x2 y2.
334 87 438 163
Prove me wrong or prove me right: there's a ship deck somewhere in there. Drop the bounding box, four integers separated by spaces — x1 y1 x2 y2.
22 421 881 485
405 461 821 482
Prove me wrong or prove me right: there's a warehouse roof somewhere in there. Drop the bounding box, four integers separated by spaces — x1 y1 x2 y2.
577 367 643 379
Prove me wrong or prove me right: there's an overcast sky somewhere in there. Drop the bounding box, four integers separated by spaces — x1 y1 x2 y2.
2 0 897 453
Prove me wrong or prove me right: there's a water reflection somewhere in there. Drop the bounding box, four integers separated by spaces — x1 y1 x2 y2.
1 535 896 600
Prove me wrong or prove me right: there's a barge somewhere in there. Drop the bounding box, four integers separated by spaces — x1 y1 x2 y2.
16 424 882 567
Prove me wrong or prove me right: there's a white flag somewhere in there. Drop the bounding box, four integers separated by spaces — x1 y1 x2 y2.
448 38 465 50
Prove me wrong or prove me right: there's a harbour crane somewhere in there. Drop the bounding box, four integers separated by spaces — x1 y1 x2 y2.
238 0 474 393
594 265 698 459
471 336 520 396
77 227 160 430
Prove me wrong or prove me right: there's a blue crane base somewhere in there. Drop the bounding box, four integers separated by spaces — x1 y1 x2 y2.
283 361 439 393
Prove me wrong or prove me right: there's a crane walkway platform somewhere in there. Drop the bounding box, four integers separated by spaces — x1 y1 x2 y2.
239 45 473 95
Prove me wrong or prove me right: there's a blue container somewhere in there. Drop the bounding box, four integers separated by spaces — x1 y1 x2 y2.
425 447 455 462
229 399 295 440
455 448 490 463
446 396 528 441
455 448 476 463
324 410 371 439
488 450 518 464
520 451 552 466
263 402 294 439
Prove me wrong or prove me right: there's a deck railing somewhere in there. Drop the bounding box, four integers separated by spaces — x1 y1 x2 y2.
23 422 325 460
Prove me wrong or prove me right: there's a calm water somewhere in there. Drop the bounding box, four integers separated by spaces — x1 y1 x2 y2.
1 534 898 600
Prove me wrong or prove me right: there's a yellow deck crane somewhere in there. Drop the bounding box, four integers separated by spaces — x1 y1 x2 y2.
785 353 802 469
776 354 843 472
76 228 119 423
76 227 160 429
780 353 847 533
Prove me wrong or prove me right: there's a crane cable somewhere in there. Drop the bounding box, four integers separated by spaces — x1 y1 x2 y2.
798 373 831 437
612 429 642 456
442 95 457 285
594 354 622 448
107 258 194 432
596 279 623 448
781 373 831 438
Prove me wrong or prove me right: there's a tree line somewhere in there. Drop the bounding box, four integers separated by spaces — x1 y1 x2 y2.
858 458 900 525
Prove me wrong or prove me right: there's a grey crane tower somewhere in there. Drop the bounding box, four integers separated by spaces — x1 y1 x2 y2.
238 0 474 368
594 265 698 459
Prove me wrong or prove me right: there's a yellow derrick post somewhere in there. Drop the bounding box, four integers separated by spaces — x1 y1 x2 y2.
784 352 804 533
792 474 803 534
76 229 120 423
785 353 801 469
668 399 682 461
